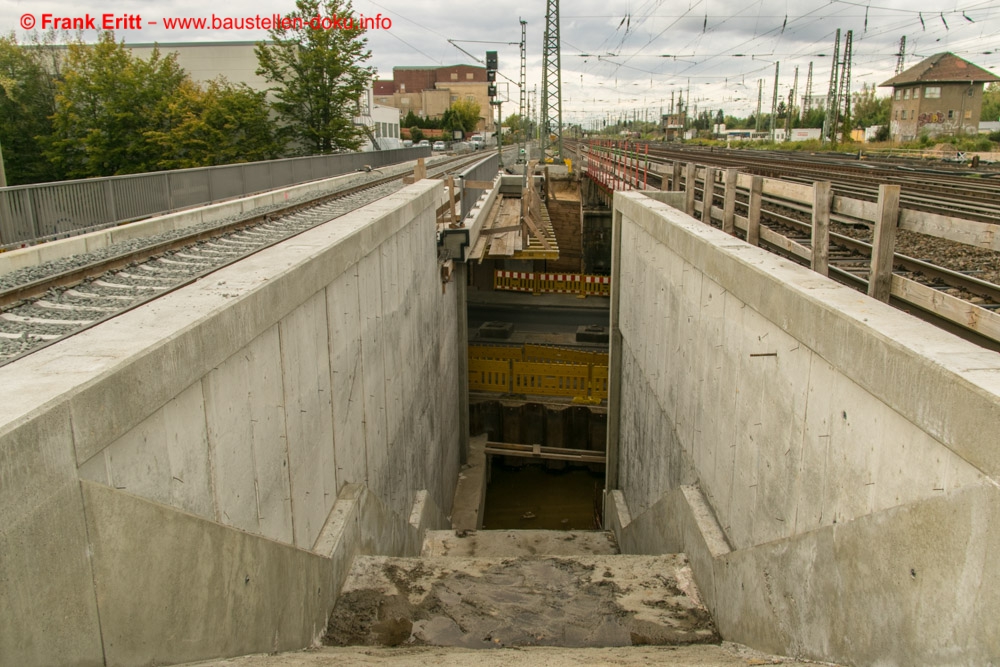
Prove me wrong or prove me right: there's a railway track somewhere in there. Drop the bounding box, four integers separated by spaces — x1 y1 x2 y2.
569 139 1000 349
0 153 496 365
569 140 1000 222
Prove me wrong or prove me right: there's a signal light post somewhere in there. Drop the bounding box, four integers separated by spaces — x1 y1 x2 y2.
486 51 503 168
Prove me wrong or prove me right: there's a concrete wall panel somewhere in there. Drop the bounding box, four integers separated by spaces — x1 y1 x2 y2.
280 290 337 549
0 406 104 666
204 346 260 533
358 250 390 504
327 267 368 488
247 326 294 543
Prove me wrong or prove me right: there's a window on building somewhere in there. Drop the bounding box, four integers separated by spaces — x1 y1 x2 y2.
965 110 973 120
913 88 919 99
895 110 899 120
400 84 405 92
895 90 902 100
948 109 954 119
925 86 941 98
904 89 910 99
401 97 410 104
466 73 474 80
451 72 458 80
467 95 475 101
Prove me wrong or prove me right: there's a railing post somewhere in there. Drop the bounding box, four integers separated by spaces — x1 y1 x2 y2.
868 184 901 302
701 167 716 224
684 163 697 216
747 175 763 246
103 180 118 226
672 161 682 191
722 168 738 234
811 181 833 276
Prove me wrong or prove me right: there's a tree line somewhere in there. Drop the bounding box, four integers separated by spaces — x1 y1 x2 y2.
0 0 373 187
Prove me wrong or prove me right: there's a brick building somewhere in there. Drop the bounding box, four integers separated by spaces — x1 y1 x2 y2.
880 53 1000 142
374 65 494 132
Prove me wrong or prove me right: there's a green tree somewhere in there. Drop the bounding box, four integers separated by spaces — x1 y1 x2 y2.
0 32 64 184
256 0 374 154
47 32 188 177
147 78 281 169
450 97 481 133
982 82 1000 122
800 107 825 129
851 83 891 128
402 109 422 129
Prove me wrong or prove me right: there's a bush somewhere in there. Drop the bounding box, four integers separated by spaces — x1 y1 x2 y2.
409 127 424 142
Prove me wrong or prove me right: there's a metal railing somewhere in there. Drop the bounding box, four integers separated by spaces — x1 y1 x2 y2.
0 147 431 247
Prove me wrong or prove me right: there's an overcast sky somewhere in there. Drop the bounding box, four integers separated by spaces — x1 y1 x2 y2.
4 0 1000 126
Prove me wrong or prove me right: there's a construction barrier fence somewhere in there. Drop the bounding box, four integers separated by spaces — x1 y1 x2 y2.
493 270 611 297
468 343 609 402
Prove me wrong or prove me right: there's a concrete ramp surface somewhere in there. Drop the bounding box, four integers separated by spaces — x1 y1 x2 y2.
325 552 719 648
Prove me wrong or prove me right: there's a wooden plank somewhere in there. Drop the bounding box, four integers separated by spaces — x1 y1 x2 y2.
891 275 1000 344
759 227 811 261
722 168 738 234
747 175 763 246
482 224 524 236
899 209 1000 251
672 161 683 191
684 162 697 216
485 441 606 464
760 178 813 205
832 195 877 223
868 184 901 302
414 157 426 181
701 167 717 224
812 181 832 276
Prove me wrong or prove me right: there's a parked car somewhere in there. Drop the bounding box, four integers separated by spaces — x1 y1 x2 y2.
417 139 430 147
402 139 413 148
432 141 446 151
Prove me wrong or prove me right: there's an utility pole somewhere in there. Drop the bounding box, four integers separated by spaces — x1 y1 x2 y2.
895 36 906 75
822 29 841 144
518 18 527 164
770 62 780 143
541 0 563 161
755 79 763 133
0 140 7 188
803 61 814 118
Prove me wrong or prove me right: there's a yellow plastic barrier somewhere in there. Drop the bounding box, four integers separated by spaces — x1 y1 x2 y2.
512 361 590 398
524 344 607 366
468 358 512 393
590 365 609 400
468 345 523 362
495 270 610 297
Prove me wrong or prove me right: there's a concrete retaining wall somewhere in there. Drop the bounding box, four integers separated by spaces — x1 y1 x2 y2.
0 181 461 665
607 190 1000 666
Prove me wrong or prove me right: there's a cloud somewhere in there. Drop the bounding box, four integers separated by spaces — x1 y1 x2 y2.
4 0 999 124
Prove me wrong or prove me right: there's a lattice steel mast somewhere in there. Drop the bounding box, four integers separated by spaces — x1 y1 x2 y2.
822 29 841 143
541 0 563 161
518 18 527 163
803 61 814 117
